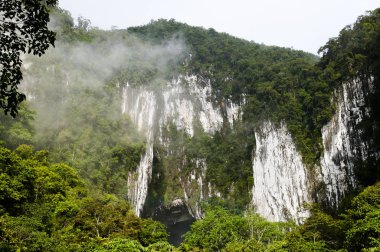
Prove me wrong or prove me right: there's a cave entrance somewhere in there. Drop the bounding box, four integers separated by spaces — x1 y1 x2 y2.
166 219 194 246
146 198 195 246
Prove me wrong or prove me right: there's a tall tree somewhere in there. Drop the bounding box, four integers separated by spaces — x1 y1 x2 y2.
0 0 57 117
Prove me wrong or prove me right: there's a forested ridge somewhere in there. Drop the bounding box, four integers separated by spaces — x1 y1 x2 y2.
0 6 379 251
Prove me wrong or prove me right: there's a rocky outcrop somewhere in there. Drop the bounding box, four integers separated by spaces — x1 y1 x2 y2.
320 78 373 208
123 74 376 223
122 75 239 217
252 121 310 224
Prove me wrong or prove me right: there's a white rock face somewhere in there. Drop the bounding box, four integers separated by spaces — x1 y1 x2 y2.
252 121 310 224
122 86 156 216
225 101 240 125
122 75 240 216
187 75 224 133
161 77 196 137
119 74 376 220
320 79 370 208
158 75 238 137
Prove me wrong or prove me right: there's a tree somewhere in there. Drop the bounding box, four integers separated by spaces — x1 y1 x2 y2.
139 218 168 246
0 0 57 117
182 207 249 251
343 182 380 251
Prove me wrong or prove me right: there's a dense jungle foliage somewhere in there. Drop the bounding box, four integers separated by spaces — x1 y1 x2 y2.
0 5 379 252
0 145 170 251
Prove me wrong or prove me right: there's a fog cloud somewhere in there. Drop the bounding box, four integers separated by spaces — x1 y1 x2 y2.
22 26 187 144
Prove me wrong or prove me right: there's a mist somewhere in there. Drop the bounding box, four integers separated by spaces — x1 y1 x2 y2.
18 15 188 196
22 23 186 139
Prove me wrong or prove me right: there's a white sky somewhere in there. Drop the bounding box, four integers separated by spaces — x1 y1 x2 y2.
58 0 379 55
